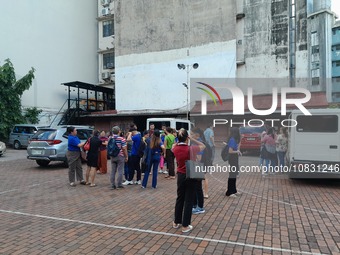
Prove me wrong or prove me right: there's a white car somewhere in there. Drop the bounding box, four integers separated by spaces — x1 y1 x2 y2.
0 141 6 156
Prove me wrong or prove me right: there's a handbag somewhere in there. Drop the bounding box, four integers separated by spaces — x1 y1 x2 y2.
84 138 91 151
185 160 205 180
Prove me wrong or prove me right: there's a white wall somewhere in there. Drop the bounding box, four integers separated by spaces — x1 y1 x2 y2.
115 41 236 111
0 0 98 115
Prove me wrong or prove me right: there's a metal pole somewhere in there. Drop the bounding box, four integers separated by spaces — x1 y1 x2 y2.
186 65 190 120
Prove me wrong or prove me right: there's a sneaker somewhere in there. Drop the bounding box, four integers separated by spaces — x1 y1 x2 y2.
111 185 116 190
228 194 237 198
122 180 133 185
163 170 169 174
117 186 124 189
141 186 146 189
192 207 205 215
235 192 242 196
158 170 163 174
70 182 76 187
135 180 141 185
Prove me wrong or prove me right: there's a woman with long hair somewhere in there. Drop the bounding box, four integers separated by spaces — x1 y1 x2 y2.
142 129 165 188
276 127 288 168
225 127 242 197
262 127 277 173
85 130 107 186
172 128 205 233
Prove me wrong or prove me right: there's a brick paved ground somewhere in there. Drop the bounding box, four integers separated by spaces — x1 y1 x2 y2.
0 149 340 254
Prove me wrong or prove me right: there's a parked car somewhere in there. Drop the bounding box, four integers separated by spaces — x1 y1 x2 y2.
239 126 266 152
9 124 41 149
0 141 6 156
27 125 93 167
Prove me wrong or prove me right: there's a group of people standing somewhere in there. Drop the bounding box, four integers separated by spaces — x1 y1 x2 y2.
260 126 288 175
66 127 109 187
66 124 217 233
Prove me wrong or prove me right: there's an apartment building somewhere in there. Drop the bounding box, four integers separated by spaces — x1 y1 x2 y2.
97 0 115 92
332 20 340 102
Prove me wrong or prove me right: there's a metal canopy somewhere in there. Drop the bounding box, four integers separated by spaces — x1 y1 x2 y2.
61 81 113 94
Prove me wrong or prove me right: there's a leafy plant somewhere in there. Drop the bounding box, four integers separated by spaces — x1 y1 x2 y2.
24 107 42 124
0 59 35 141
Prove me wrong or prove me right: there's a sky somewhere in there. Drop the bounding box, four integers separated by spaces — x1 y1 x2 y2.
332 0 340 17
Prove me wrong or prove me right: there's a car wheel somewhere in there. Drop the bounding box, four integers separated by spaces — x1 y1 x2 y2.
36 160 50 167
14 141 21 150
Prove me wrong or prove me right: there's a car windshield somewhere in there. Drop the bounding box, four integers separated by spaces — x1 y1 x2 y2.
240 126 266 134
31 129 57 140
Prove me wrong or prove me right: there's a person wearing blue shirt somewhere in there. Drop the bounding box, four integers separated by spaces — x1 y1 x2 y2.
225 127 242 197
66 126 86 187
123 128 142 185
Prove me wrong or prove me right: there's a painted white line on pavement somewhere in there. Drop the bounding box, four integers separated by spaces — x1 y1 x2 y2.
0 189 19 195
209 169 340 218
0 180 59 195
0 209 324 255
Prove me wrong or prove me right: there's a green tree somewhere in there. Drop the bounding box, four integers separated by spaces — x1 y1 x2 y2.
24 107 42 124
0 59 35 141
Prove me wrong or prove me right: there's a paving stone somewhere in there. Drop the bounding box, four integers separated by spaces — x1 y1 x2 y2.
0 153 339 254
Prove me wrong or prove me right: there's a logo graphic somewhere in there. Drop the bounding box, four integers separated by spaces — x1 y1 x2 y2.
196 82 223 106
197 82 311 116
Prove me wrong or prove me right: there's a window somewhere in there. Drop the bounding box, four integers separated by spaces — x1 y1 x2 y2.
311 46 319 54
297 115 338 133
103 53 114 69
311 68 319 77
335 61 340 67
332 45 340 51
311 32 319 46
176 122 189 131
312 77 319 86
103 20 114 37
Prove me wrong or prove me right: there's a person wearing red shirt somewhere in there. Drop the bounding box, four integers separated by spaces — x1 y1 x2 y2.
172 128 205 233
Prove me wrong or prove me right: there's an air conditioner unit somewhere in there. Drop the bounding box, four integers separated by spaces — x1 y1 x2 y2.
107 63 114 69
101 7 110 16
101 0 111 7
102 72 110 80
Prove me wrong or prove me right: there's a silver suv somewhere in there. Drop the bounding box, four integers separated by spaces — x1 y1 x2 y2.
27 125 93 167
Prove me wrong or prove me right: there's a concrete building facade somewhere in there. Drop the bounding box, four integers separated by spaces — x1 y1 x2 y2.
332 20 340 102
114 0 237 112
111 0 337 115
0 0 98 125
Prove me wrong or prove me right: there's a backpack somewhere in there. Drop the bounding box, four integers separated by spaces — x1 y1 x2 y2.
137 138 146 157
221 142 229 162
201 142 213 166
107 137 121 157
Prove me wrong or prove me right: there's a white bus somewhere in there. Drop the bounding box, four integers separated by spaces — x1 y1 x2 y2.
288 109 340 179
